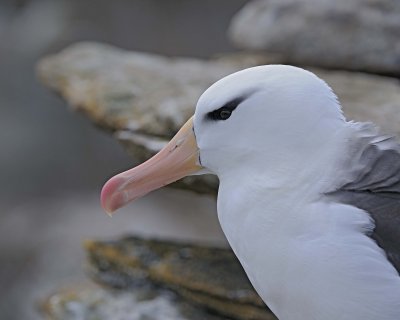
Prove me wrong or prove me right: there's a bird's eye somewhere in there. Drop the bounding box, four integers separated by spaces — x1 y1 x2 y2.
206 97 245 121
207 107 232 121
219 108 232 120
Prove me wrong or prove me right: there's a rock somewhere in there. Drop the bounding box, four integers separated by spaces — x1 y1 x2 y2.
37 43 400 194
84 237 276 320
229 0 400 75
37 42 275 137
41 282 229 320
310 69 400 137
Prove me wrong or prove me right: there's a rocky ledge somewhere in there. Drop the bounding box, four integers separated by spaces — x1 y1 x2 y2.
37 42 400 195
42 283 229 320
229 0 400 75
42 237 277 320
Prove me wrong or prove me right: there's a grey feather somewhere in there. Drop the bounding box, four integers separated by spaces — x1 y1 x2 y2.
326 123 400 273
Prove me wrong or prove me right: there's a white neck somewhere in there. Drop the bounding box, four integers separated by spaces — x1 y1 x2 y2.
215 124 400 320
215 124 349 260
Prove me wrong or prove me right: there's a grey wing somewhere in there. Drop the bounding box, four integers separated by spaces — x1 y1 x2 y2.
326 123 400 273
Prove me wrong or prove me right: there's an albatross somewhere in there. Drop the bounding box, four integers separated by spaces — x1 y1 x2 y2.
101 65 400 320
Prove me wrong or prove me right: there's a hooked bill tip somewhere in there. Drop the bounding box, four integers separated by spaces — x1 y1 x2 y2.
101 175 126 215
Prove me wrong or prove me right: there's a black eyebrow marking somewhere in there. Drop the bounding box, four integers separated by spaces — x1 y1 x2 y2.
206 96 247 121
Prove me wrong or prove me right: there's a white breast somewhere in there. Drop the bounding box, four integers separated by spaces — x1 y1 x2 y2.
217 182 400 320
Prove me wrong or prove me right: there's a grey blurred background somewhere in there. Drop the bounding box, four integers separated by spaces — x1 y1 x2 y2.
0 1 246 319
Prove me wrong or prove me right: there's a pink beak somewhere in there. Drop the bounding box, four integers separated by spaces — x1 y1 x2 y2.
101 117 202 215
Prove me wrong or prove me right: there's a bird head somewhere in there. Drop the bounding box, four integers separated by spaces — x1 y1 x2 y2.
101 65 345 214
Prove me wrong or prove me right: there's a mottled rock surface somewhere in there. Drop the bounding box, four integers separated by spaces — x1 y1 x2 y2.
42 283 229 320
41 236 279 320
38 43 400 195
85 237 276 320
37 42 276 137
229 0 400 75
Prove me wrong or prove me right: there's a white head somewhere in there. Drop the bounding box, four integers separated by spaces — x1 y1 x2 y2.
194 65 344 178
101 65 346 213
